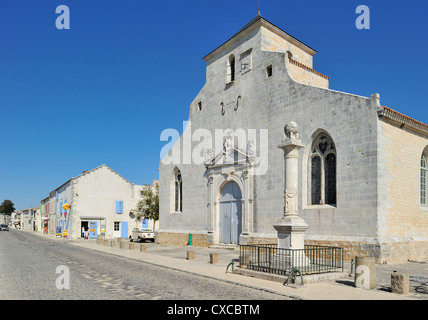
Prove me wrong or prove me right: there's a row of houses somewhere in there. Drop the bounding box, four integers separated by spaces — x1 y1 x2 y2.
0 213 12 225
11 207 40 230
12 164 158 240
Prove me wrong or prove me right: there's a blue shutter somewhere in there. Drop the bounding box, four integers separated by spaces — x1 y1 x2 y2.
60 201 63 214
116 201 123 214
120 221 128 238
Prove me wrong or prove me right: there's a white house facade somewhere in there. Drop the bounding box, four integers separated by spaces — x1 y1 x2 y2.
48 164 155 240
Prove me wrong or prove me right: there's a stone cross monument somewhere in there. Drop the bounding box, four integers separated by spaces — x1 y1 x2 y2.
273 121 309 252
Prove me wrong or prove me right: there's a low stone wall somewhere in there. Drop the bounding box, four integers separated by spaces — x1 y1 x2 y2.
156 232 209 247
157 232 428 263
305 239 377 263
234 267 343 285
378 240 428 264
305 238 428 264
241 236 278 246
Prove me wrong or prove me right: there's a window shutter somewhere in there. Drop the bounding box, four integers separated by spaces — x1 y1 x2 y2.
116 201 123 214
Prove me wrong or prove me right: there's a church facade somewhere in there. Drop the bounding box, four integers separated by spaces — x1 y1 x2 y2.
157 15 428 263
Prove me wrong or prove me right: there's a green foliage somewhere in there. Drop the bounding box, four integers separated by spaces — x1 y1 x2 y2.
0 200 15 215
135 185 159 227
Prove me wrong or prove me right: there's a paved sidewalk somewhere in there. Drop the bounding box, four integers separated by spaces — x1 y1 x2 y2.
30 231 427 300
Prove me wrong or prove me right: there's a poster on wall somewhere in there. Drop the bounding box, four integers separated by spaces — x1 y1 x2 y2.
89 221 97 239
56 226 62 237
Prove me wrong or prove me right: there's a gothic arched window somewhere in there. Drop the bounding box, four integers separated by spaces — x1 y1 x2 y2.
421 151 428 205
309 133 336 205
173 168 183 212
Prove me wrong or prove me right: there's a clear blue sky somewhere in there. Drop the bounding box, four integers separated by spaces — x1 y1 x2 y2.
0 0 426 210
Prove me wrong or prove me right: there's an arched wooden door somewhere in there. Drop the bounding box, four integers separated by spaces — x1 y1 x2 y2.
219 181 242 244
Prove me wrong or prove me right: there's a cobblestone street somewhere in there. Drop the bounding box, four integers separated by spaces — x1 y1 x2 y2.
0 229 293 300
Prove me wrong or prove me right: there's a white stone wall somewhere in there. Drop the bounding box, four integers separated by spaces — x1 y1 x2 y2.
56 180 72 233
69 165 143 239
159 22 381 245
48 192 57 234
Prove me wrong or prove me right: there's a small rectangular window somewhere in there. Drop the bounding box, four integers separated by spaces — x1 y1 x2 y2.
114 221 120 231
198 102 202 111
266 65 273 78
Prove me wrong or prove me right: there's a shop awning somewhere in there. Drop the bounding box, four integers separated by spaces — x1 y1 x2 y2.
80 217 106 220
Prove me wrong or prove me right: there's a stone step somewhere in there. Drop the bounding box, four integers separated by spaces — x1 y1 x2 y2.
209 244 239 251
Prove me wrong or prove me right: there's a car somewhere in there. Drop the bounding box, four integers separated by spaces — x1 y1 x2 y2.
0 224 9 231
129 228 155 242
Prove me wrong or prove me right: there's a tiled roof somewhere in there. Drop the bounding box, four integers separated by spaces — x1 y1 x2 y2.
289 57 330 80
378 106 428 135
203 14 317 62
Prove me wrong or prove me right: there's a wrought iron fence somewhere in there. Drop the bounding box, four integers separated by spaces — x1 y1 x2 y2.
239 244 344 276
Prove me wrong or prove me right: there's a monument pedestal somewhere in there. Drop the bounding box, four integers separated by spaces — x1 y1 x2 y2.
273 215 308 249
273 215 311 268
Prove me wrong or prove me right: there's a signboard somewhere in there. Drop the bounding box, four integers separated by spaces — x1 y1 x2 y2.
278 232 291 249
56 226 62 237
62 230 68 238
89 221 97 239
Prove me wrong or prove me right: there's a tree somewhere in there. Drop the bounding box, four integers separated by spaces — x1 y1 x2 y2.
0 200 15 215
135 184 159 232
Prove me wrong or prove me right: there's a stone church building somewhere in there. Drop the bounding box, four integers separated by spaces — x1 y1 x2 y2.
157 14 428 263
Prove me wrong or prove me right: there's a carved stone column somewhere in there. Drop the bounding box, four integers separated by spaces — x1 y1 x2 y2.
241 169 249 236
207 172 215 244
273 121 308 251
